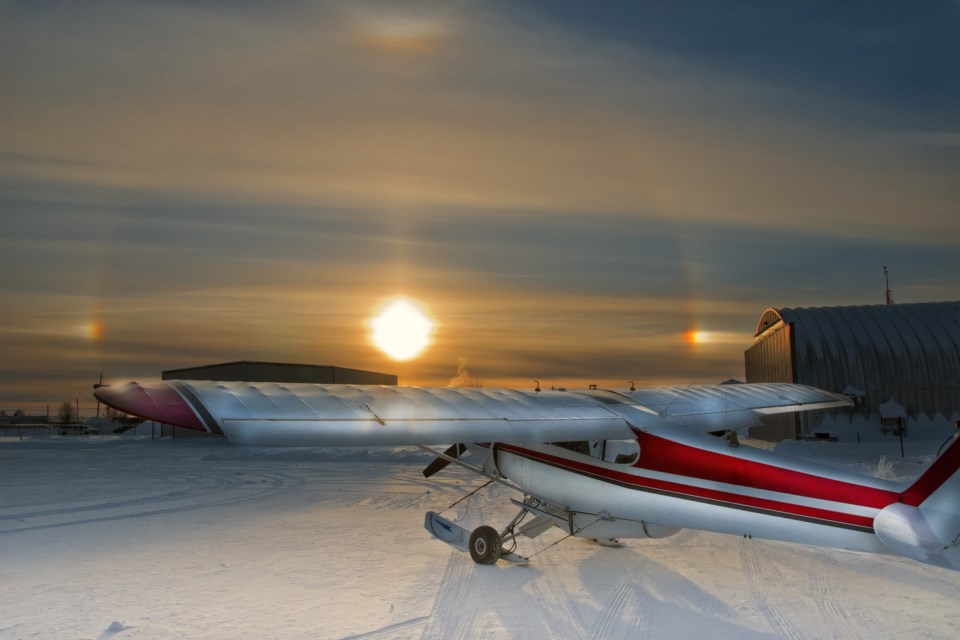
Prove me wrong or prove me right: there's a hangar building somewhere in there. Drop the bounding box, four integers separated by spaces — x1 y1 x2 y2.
744 301 960 441
162 361 397 386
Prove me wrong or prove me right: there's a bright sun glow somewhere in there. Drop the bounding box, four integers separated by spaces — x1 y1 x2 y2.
71 319 103 342
685 329 708 345
87 319 103 342
369 297 435 361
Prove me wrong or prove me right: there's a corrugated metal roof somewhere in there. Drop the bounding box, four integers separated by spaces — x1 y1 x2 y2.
754 301 960 418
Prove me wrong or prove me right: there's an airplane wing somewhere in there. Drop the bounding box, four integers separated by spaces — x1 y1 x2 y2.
96 380 633 445
618 382 852 432
94 380 851 446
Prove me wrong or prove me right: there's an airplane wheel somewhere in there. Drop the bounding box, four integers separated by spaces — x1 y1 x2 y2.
469 526 501 565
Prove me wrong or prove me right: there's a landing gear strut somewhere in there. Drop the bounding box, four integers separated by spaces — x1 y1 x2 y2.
424 498 536 565
469 525 502 564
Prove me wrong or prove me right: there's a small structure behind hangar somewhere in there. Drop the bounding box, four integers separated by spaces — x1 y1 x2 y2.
745 301 960 441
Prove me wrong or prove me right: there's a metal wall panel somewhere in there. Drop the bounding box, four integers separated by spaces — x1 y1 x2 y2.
746 302 960 440
745 321 799 440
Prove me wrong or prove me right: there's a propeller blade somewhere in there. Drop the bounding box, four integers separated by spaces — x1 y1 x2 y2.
422 443 466 478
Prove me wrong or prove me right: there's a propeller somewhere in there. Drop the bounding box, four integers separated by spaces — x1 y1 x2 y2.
422 443 467 478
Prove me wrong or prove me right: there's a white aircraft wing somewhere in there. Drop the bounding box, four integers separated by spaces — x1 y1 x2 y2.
617 382 851 432
95 380 851 446
97 380 633 446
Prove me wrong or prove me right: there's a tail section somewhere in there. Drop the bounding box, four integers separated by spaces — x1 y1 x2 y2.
874 434 960 569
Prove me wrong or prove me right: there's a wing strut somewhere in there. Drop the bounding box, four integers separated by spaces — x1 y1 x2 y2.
415 444 532 498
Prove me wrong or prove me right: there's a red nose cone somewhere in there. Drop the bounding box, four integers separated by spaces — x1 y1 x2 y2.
95 381 207 432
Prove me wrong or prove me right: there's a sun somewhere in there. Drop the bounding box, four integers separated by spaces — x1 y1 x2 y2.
369 297 435 361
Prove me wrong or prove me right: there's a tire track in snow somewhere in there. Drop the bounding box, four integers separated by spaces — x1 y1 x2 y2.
739 540 807 640
418 551 484 640
587 575 649 640
0 489 197 520
523 546 590 639
339 615 430 639
806 550 886 639
0 471 300 534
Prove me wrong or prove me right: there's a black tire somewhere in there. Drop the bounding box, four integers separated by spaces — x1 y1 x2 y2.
469 526 501 565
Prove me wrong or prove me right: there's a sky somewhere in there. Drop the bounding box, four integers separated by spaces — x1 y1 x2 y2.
2 0 959 406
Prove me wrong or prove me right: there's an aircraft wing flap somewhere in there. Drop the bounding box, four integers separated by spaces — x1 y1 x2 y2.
218 416 632 447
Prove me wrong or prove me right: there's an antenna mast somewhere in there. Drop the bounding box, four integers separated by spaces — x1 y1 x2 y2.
883 266 894 305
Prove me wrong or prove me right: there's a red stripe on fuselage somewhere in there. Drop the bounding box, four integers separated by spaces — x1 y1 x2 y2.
632 431 899 509
900 435 960 506
496 442 877 531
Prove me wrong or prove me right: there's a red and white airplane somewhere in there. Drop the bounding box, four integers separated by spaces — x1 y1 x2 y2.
95 379 960 569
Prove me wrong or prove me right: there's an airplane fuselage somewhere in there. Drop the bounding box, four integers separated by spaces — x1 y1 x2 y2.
478 430 915 559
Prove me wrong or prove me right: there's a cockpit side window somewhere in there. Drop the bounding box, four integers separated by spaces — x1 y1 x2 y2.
602 439 640 464
550 439 640 464
550 441 591 456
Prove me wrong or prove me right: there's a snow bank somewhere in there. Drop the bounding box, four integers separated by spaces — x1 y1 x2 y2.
773 438 945 482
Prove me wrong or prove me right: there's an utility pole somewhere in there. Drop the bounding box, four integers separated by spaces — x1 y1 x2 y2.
96 373 103 418
883 266 894 305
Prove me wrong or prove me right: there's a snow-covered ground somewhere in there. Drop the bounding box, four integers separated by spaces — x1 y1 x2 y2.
1 436 958 640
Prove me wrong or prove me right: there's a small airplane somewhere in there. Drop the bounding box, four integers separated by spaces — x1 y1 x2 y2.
94 379 960 570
